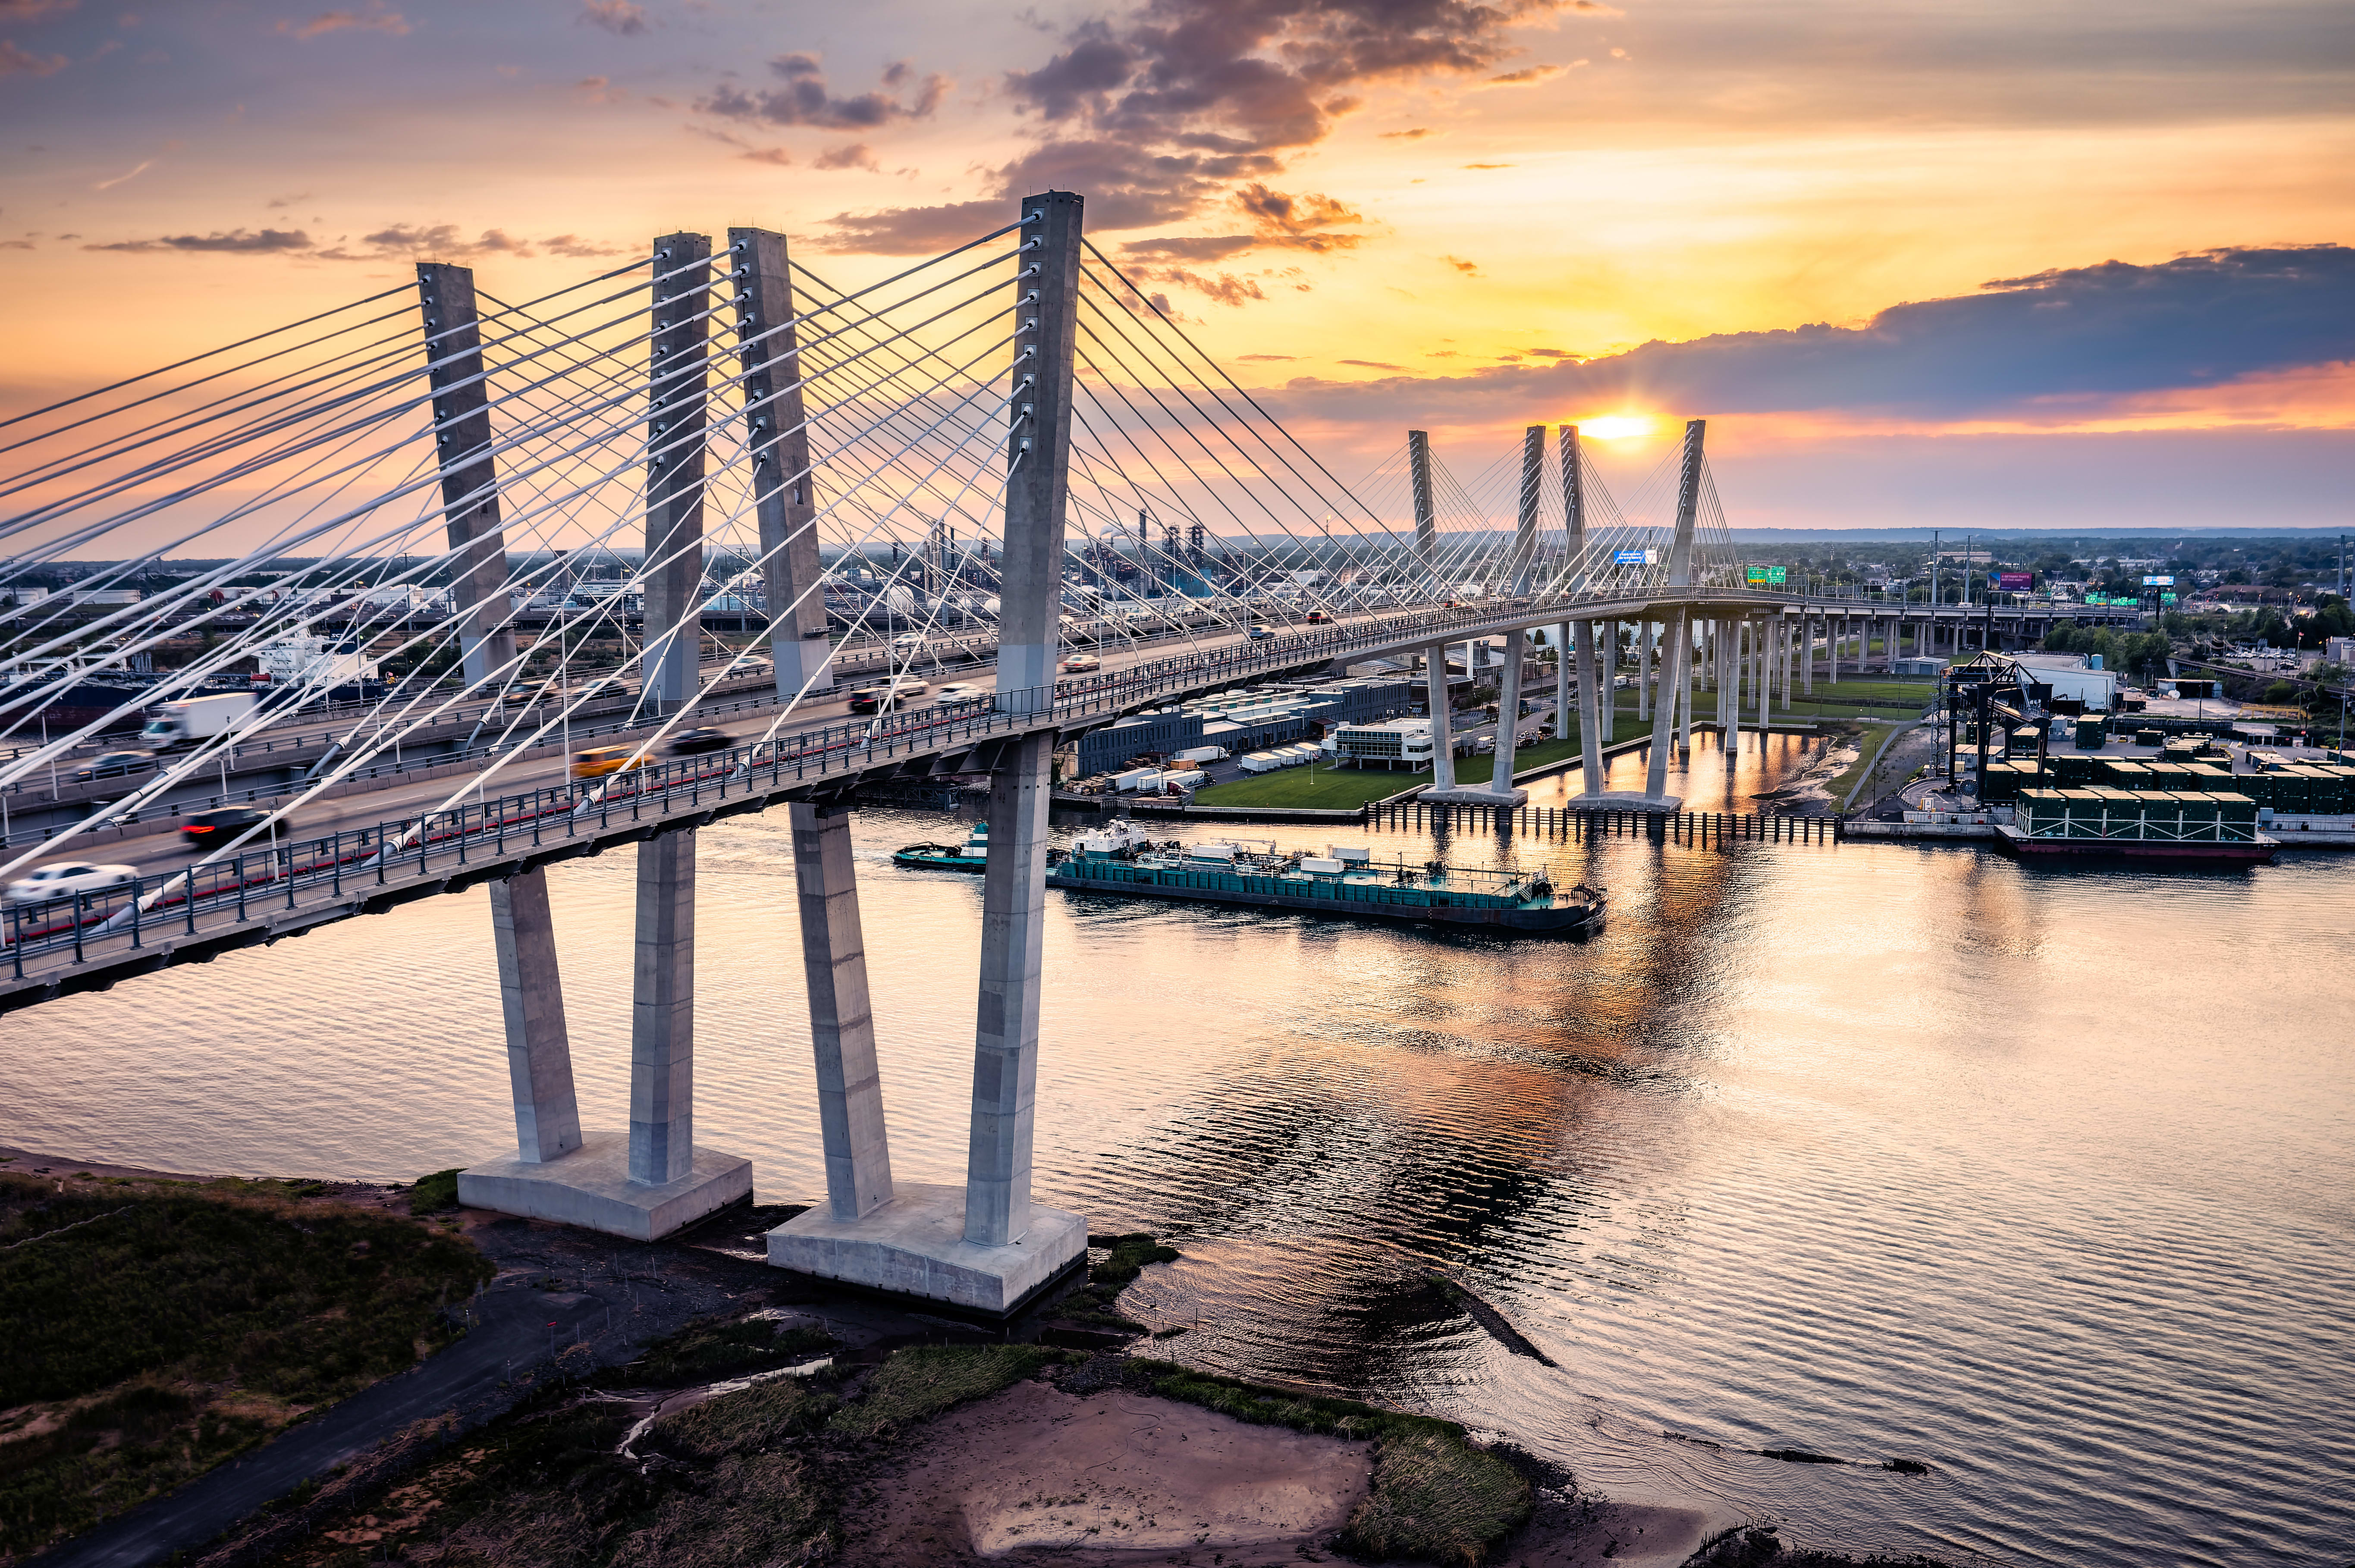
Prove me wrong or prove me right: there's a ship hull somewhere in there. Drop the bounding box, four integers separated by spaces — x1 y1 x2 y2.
892 847 989 872
1046 866 1601 934
1994 825 2276 866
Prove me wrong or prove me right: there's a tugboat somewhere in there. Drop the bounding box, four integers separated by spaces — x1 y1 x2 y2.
1047 837 1605 935
893 818 1162 872
892 820 992 872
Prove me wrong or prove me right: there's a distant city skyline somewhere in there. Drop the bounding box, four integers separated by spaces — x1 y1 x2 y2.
2 0 2348 529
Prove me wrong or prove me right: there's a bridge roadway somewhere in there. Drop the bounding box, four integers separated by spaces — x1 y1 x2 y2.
1 592 2132 771
0 585 1804 1013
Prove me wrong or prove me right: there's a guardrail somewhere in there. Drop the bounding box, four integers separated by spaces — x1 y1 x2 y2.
3 582 1829 988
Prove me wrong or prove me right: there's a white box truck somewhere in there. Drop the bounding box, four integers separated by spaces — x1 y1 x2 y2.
141 692 255 748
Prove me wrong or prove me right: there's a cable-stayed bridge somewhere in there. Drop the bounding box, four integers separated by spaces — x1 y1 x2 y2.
0 191 2130 1310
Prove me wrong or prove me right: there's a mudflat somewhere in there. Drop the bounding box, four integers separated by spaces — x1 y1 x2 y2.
839 1377 1370 1565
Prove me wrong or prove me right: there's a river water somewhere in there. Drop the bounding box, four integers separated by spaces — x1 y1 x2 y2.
8 731 2350 1565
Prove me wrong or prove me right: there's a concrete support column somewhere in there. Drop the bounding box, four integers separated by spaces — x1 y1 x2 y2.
965 729 1055 1245
788 801 895 1220
1425 645 1457 791
1803 614 1816 695
490 867 582 1164
1643 609 1683 798
1755 619 1769 728
629 829 697 1187
1554 621 1573 741
1493 630 1524 789
1576 620 1604 796
1638 621 1655 720
1677 619 1696 758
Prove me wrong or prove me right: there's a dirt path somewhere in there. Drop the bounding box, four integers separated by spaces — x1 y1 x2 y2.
839 1377 1370 1565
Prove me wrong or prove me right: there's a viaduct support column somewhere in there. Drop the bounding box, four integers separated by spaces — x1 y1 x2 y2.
1638 622 1654 720
1425 646 1457 791
788 801 895 1219
1576 621 1604 796
1556 623 1574 742
1486 630 1526 802
629 830 697 1186
490 869 581 1163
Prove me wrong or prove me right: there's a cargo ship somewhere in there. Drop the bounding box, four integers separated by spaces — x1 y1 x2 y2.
1046 836 1605 934
1995 787 2277 866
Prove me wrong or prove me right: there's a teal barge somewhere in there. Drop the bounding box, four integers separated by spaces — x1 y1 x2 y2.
1046 840 1604 934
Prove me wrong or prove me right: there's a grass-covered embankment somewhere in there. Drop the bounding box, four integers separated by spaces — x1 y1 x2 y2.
259 1323 1049 1568
0 1170 494 1560
1130 1359 1531 1567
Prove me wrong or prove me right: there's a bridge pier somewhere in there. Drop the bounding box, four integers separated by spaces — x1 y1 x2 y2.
458 831 752 1242
785 801 895 1219
766 191 1087 1318
490 867 581 1163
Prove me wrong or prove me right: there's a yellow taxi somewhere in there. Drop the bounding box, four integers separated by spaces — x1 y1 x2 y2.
571 745 649 781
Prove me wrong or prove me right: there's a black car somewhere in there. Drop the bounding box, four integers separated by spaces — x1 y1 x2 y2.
181 806 269 847
665 727 735 756
73 749 155 781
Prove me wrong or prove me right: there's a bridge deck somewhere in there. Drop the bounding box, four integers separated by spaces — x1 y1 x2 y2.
1 586 1809 1011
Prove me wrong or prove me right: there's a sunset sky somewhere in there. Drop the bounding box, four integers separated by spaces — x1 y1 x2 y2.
3 0 2349 532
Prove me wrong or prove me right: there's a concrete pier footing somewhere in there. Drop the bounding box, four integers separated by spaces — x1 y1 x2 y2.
459 1132 750 1242
765 1181 1087 1317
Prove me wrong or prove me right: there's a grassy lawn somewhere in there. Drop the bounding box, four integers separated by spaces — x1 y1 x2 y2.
1191 712 1654 809
0 1170 493 1561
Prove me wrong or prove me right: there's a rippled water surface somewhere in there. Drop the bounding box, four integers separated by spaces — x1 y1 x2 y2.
9 732 2350 1565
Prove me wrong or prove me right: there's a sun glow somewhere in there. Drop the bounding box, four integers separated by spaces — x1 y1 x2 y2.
1577 414 1656 440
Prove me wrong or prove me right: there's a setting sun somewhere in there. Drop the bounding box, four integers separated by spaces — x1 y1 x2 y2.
1577 414 1657 441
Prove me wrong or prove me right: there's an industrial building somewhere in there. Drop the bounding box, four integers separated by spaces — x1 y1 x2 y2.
1074 675 1417 775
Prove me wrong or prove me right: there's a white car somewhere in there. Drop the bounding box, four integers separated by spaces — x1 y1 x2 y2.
891 632 927 649
932 684 982 703
4 861 138 906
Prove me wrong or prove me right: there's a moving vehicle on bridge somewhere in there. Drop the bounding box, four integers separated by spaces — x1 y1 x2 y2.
5 861 137 907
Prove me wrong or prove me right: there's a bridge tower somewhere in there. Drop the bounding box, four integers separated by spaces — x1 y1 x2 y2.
456 233 754 1243
643 233 712 718
415 263 518 694
766 192 1090 1315
732 227 836 696
1640 420 1705 804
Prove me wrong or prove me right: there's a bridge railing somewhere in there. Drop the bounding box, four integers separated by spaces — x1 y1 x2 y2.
2 581 1832 978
